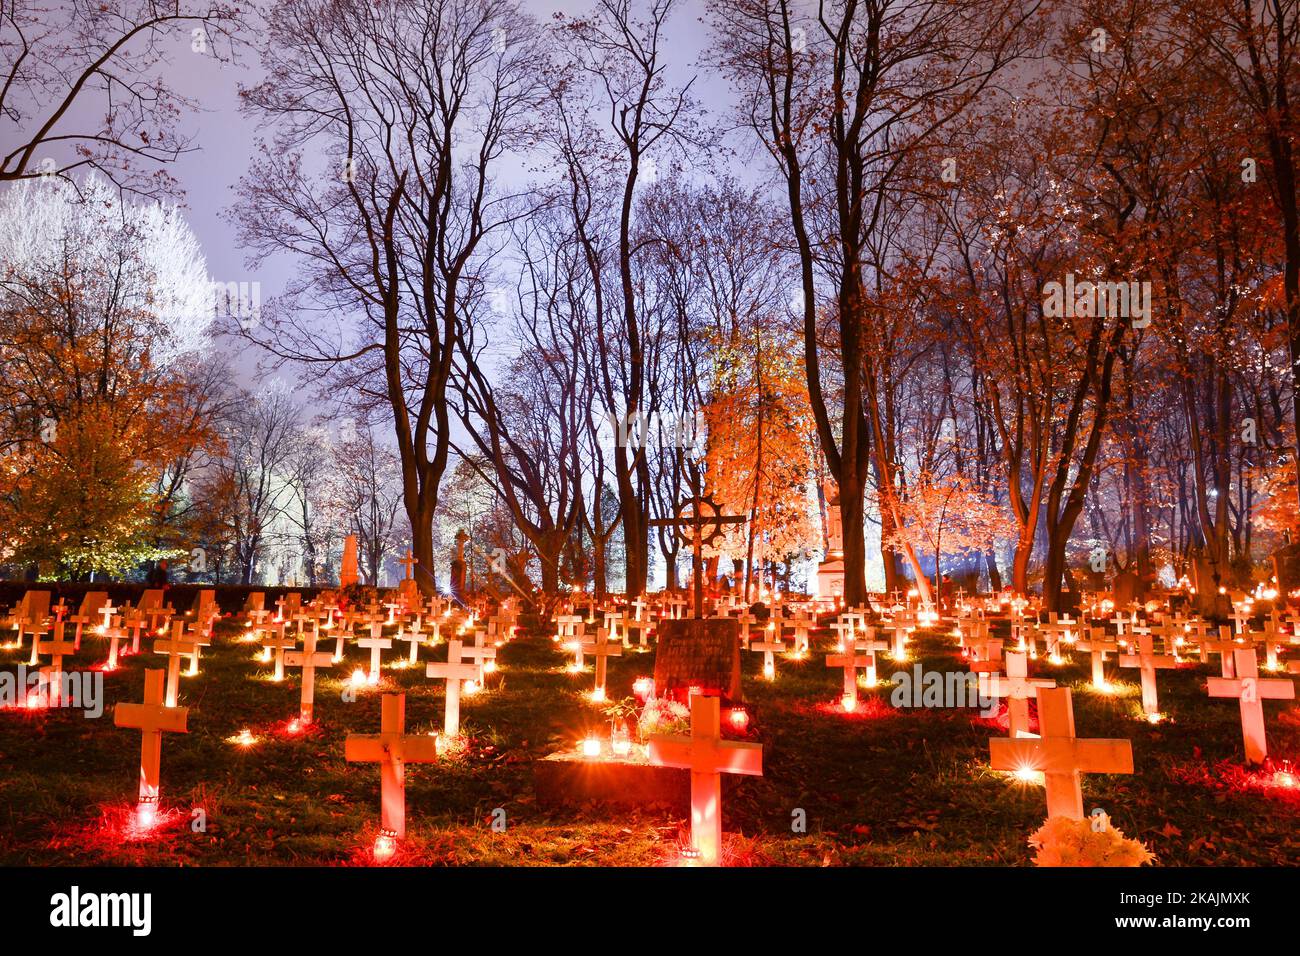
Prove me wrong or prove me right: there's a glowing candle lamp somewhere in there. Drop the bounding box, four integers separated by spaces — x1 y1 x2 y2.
373 831 396 862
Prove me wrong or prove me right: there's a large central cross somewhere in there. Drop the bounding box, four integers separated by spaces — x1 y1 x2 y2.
648 482 744 619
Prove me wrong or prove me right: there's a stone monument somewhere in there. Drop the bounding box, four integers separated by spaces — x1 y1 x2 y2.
449 529 469 600
339 534 359 588
816 476 845 602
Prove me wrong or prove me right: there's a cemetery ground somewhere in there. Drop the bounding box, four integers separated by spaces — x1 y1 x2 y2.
1 612 1297 867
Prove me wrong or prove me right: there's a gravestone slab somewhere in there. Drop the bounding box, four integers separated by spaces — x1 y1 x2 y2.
533 752 689 808
1272 543 1300 608
1112 570 1139 607
1190 553 1231 619
653 618 743 704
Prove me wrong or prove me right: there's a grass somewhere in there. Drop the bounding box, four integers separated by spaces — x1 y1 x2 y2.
0 614 1296 866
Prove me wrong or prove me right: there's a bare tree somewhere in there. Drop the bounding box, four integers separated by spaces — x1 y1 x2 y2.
711 0 1039 606
554 0 701 596
233 0 546 595
0 0 244 197
199 385 301 584
330 421 405 586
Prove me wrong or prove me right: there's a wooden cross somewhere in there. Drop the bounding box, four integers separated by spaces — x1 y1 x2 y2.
357 622 392 684
648 486 744 619
260 623 297 682
981 651 1055 738
601 609 626 647
880 619 911 662
426 639 479 737
36 620 75 673
826 638 874 709
284 627 333 722
1118 634 1178 716
1040 617 1077 658
589 627 622 699
1260 619 1289 671
564 627 595 670
345 693 439 840
398 622 425 665
988 687 1133 820
1207 648 1296 764
399 550 418 582
458 632 498 680
735 610 757 650
100 603 126 671
114 669 188 810
69 591 109 650
751 635 785 681
1077 626 1119 689
1201 625 1241 678
554 614 584 645
153 621 194 708
787 611 816 655
36 621 76 706
183 628 211 677
647 695 762 865
97 600 117 636
330 614 351 662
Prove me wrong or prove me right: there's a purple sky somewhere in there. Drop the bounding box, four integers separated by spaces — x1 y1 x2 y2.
152 0 729 387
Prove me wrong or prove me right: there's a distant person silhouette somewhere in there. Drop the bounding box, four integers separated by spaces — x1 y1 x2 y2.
146 559 170 588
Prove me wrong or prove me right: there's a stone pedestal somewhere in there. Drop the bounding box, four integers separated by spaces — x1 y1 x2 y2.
816 555 845 602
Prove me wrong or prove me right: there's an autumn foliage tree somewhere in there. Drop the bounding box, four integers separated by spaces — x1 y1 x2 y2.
0 176 216 577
